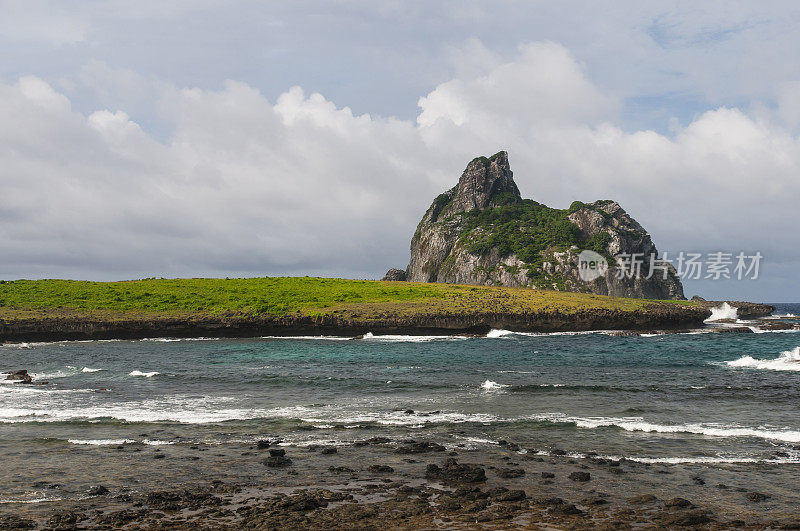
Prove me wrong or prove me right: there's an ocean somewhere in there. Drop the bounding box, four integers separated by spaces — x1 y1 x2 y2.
2 303 799 503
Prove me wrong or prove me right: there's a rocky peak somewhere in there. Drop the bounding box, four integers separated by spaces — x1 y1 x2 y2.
388 151 685 300
446 151 520 215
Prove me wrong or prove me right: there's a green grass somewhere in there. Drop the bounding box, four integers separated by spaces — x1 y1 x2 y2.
0 277 694 321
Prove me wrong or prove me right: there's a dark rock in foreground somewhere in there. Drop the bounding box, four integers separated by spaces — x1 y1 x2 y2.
425 458 487 483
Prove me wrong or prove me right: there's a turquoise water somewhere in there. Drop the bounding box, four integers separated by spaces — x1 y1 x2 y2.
2 304 799 466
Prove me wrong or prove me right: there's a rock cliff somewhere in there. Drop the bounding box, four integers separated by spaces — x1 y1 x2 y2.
387 151 685 299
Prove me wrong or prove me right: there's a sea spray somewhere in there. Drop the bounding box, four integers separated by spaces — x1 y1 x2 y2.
706 302 738 321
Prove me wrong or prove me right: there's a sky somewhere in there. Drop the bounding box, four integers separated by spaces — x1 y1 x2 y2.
1 1 799 301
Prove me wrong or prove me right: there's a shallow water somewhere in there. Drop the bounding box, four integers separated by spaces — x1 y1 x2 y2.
2 304 800 491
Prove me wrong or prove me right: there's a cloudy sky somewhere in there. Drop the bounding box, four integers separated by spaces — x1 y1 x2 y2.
1 1 799 301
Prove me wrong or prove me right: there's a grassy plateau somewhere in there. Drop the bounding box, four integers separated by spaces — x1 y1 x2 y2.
0 277 694 324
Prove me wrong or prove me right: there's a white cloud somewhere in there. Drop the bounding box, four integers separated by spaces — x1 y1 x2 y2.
1 40 799 300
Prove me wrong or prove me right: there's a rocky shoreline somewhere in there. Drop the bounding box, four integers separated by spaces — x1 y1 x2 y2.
0 302 741 343
2 435 797 529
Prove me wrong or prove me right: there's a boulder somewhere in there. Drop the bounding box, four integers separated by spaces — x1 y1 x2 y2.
395 441 446 454
425 458 486 483
568 471 591 482
4 370 32 384
381 268 407 281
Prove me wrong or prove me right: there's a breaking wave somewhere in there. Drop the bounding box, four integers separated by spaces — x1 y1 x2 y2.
725 347 800 371
129 370 160 377
705 302 738 322
480 380 509 391
565 415 800 443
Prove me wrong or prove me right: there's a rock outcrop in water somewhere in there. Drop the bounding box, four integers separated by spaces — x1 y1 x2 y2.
386 151 685 299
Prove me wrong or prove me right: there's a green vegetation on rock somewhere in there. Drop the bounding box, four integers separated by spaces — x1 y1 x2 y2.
459 200 608 266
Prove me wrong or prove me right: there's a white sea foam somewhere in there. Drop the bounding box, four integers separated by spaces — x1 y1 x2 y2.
0 496 63 504
748 327 800 334
480 380 509 391
81 367 102 373
296 408 504 427
68 438 135 445
623 455 800 464
487 329 601 338
461 436 499 445
261 335 353 341
129 370 159 377
564 415 800 443
705 302 738 322
29 368 78 380
486 329 515 338
361 332 469 342
724 347 800 371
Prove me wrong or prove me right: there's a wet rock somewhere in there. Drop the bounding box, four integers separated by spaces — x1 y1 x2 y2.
404 409 414 414
452 487 488 501
691 475 705 485
550 448 567 456
4 370 32 384
658 509 712 526
629 493 658 504
498 440 521 452
47 511 86 528
145 489 223 511
463 500 491 513
0 513 36 529
425 458 486 483
437 497 461 511
541 472 555 479
712 326 754 334
550 502 582 515
87 485 110 496
395 441 446 454
256 440 271 449
366 437 391 444
759 322 795 331
568 471 591 482
533 497 565 506
665 497 694 508
153 453 165 459
269 448 286 457
583 496 609 505
497 467 525 478
320 446 337 455
367 465 394 473
495 489 526 502
94 509 150 527
264 455 293 468
746 492 770 502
